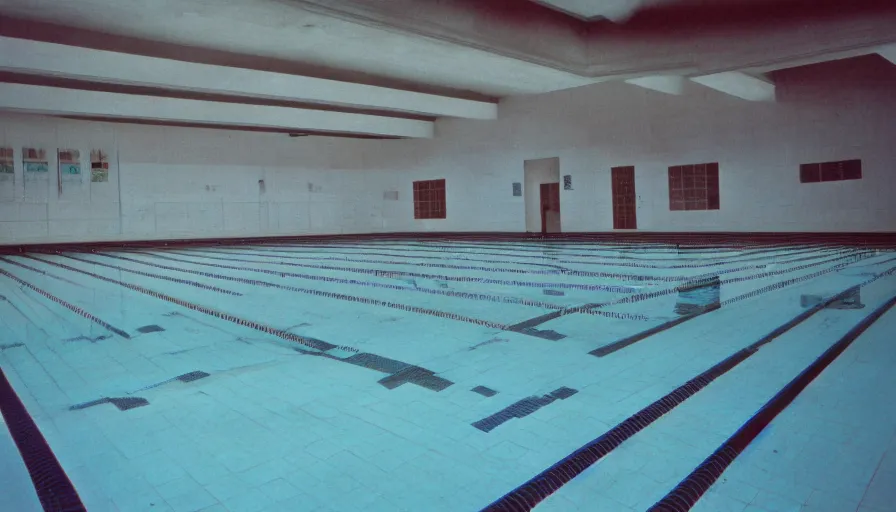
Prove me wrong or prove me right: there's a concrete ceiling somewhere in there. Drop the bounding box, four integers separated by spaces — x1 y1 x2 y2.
533 0 662 21
0 0 894 138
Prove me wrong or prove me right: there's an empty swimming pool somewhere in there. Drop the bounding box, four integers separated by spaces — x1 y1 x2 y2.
2 239 895 512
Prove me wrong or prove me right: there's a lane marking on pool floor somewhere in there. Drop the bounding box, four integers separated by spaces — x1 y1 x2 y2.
647 290 896 512
480 264 896 511
0 260 131 339
510 250 875 330
100 250 645 325
587 254 896 357
22 255 460 392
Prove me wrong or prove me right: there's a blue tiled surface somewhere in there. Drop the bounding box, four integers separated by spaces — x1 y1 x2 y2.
1 241 894 512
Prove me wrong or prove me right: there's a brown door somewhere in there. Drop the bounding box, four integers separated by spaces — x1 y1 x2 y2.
611 166 637 230
539 182 561 233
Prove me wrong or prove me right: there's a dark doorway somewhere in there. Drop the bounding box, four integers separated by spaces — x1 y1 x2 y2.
611 166 637 230
540 182 561 233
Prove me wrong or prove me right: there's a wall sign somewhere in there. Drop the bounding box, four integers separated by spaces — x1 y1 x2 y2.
0 147 12 175
23 147 48 175
90 149 109 183
0 147 13 201
563 174 573 190
512 182 522 196
59 149 81 180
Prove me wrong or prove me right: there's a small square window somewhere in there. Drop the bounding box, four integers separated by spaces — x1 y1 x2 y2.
412 179 446 220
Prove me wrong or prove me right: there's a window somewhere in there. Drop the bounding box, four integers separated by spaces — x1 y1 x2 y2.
669 163 719 211
413 179 446 219
800 159 861 183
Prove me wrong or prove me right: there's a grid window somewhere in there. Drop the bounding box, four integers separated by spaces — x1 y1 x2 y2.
413 179 446 219
669 162 720 211
800 159 861 184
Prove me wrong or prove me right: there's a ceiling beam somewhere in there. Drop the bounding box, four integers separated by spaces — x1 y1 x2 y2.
624 75 685 95
0 83 434 138
0 36 496 120
879 43 896 65
690 72 776 102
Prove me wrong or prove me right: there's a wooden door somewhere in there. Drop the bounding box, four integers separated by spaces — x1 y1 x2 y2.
611 166 637 230
539 182 561 233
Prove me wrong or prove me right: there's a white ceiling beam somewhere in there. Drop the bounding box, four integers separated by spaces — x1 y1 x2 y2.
624 75 686 95
878 44 896 65
690 72 776 102
0 36 497 120
0 83 434 138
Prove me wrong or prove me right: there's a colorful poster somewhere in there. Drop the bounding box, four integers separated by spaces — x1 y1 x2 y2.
90 149 109 183
0 147 12 175
23 147 48 179
59 149 82 182
0 147 13 201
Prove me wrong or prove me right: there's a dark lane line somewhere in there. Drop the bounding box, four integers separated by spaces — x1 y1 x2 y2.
303 241 838 263
22 255 455 392
158 250 639 293
0 367 87 512
0 260 130 339
647 292 896 512
94 252 652 322
191 248 693 282
256 243 845 270
588 254 893 357
35 253 513 332
589 304 721 357
510 250 873 330
268 242 814 264
61 254 242 296
86 253 540 331
481 265 896 511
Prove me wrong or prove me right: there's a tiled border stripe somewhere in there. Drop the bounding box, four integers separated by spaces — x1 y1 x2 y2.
481 264 896 511
103 251 651 322
60 254 242 296
512 250 874 329
0 261 131 339
164 250 639 293
647 291 896 511
0 367 86 512
33 254 511 332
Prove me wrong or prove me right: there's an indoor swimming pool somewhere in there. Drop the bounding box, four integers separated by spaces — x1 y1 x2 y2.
1 239 895 512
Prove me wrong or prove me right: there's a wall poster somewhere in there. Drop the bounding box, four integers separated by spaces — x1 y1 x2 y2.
58 149 81 181
23 147 49 201
0 147 14 201
23 147 48 176
90 149 109 183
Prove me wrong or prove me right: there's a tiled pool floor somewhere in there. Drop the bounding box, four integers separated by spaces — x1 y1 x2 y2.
1 241 895 512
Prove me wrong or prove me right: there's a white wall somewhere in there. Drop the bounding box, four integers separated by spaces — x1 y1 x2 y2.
369 54 896 233
1 55 894 245
0 115 412 243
